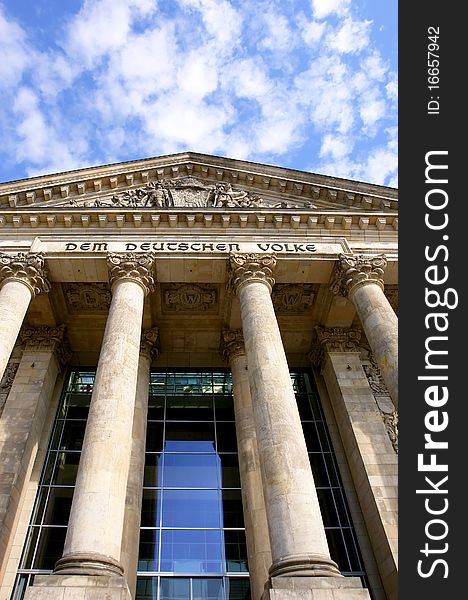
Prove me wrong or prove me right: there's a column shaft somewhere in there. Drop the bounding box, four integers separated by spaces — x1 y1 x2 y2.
120 329 158 598
223 333 271 600
231 254 340 579
56 278 146 575
351 285 398 408
0 281 32 381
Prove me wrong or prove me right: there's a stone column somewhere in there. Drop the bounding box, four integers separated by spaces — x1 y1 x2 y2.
0 325 69 580
331 254 398 409
311 327 398 600
120 328 159 599
54 253 155 579
221 330 272 600
229 254 340 580
0 253 50 382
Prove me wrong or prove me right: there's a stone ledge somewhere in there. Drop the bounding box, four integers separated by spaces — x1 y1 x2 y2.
262 577 371 600
24 574 131 600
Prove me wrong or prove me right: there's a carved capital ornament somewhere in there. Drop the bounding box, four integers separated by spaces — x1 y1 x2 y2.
140 328 160 361
229 253 276 294
0 252 50 297
330 254 387 298
220 329 245 363
310 326 362 367
107 253 156 296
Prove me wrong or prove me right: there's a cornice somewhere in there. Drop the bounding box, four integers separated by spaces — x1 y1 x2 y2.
0 208 398 233
0 154 398 213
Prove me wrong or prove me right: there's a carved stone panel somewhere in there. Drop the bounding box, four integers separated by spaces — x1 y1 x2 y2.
63 283 111 313
67 177 317 209
272 284 317 314
161 283 218 314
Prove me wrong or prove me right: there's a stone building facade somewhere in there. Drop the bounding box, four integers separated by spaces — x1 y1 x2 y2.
0 153 398 600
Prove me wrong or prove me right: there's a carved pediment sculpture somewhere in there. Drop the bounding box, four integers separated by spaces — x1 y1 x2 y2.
68 177 317 209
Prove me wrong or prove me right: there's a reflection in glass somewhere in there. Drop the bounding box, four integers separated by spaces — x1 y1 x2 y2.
226 579 251 600
163 454 219 488
160 578 190 600
141 490 162 527
162 490 220 528
138 529 160 572
192 578 224 600
224 531 248 573
160 530 223 573
143 453 163 487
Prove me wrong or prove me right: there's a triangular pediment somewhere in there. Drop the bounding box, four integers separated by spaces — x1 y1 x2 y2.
0 152 398 212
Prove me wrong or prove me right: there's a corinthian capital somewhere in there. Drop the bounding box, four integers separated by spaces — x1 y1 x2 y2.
140 328 160 360
330 254 387 298
309 326 361 367
20 324 71 365
107 253 156 296
229 253 276 294
0 252 50 297
220 329 245 363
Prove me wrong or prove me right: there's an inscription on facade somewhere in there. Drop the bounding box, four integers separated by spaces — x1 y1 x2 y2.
63 241 318 254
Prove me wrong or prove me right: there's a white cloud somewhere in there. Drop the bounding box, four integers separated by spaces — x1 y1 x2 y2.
311 0 350 20
320 133 351 159
179 0 242 45
260 12 295 52
300 19 326 46
0 7 32 89
326 17 372 54
13 87 85 175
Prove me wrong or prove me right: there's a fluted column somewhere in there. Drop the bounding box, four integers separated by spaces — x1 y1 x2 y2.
230 254 340 580
0 253 50 381
331 254 398 409
55 253 155 578
120 328 159 598
221 330 272 599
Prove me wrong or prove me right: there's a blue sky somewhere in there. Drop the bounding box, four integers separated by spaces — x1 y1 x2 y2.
0 0 397 186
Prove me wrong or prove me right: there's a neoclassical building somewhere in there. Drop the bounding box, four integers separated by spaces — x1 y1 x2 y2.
0 153 398 600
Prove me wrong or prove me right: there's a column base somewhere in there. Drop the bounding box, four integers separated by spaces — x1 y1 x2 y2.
261 576 371 600
24 574 131 600
269 554 342 578
54 552 124 576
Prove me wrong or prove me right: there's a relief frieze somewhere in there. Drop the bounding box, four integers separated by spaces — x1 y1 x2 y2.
161 283 218 313
67 177 317 209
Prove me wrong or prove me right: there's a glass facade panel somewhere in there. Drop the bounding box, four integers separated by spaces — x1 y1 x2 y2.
13 368 366 599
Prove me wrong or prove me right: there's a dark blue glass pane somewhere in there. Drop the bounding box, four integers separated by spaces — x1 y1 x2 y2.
43 488 73 525
224 530 248 572
166 396 214 421
163 454 219 488
144 454 163 487
226 579 251 600
160 578 190 600
141 490 162 527
32 526 67 569
214 395 235 421
219 454 241 488
160 530 223 573
136 576 158 600
138 529 160 572
165 422 216 453
215 423 237 453
162 490 220 528
221 491 244 528
51 452 80 485
192 578 224 600
146 423 164 452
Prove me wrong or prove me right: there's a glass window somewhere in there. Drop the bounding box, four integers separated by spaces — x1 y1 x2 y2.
162 490 220 528
165 422 216 453
163 454 219 488
160 530 224 573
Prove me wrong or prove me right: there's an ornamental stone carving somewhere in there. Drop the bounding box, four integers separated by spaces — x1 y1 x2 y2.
20 324 71 366
330 254 387 298
68 177 316 209
229 253 276 294
0 252 50 296
272 284 316 313
162 283 218 313
220 329 245 363
63 283 111 313
107 253 156 295
140 328 160 360
309 326 361 367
